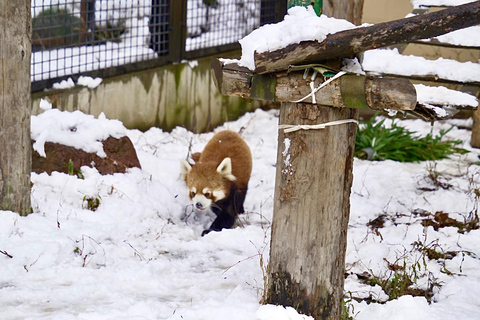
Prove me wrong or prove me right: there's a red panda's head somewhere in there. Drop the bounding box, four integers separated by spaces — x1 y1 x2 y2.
180 157 236 211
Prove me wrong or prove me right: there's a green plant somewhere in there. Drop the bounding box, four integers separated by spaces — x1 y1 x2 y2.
32 7 82 39
92 20 126 43
355 115 468 162
67 159 74 175
83 195 101 212
66 159 84 179
356 241 442 304
32 6 125 48
341 296 354 320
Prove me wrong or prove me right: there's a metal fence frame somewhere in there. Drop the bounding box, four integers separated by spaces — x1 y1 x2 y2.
31 0 287 92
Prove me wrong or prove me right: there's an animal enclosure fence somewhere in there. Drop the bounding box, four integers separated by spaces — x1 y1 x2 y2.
31 0 285 92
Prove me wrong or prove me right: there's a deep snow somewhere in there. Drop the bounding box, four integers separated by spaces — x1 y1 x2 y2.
1 106 480 319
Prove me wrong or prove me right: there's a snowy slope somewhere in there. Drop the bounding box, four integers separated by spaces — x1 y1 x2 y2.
1 108 480 319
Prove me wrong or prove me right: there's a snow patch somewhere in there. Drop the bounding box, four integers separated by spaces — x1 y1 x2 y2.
78 76 103 89
31 109 126 158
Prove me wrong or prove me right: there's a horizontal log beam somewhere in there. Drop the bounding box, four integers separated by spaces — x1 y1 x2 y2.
211 59 417 111
254 1 480 74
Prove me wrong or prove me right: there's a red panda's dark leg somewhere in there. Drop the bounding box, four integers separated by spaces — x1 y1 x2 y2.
202 188 238 236
202 208 236 236
234 186 248 214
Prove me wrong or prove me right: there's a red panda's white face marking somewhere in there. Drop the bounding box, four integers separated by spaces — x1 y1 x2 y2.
212 189 226 201
190 187 226 210
192 193 210 210
180 158 234 211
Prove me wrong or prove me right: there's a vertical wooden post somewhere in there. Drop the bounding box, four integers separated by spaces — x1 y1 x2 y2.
472 110 480 148
267 103 357 319
322 0 365 25
0 0 32 214
468 88 480 148
80 0 96 43
266 2 358 318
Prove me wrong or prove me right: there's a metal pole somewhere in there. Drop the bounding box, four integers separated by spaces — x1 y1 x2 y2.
288 0 322 16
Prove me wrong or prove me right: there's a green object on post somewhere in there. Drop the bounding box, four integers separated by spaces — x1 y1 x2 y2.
288 0 322 16
340 75 370 109
251 74 277 101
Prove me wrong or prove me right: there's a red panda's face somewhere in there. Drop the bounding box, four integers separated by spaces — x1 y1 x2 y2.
181 158 236 211
188 185 226 211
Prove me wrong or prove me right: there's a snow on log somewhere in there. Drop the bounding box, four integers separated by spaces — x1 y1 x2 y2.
253 1 480 74
412 84 478 120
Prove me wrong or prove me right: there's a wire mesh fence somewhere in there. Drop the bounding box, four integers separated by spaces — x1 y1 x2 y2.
31 0 286 92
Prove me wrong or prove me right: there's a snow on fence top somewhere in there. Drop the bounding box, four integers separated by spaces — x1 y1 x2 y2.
410 0 476 8
422 25 480 47
361 48 480 83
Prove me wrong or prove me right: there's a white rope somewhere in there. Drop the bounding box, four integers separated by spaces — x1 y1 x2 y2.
278 119 358 133
293 71 347 103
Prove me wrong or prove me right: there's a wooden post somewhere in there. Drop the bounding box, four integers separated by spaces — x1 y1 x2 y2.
264 2 361 319
323 0 364 25
0 0 32 214
469 87 480 148
267 103 357 319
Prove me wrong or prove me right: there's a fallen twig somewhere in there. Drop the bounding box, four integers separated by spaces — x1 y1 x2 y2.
0 250 13 259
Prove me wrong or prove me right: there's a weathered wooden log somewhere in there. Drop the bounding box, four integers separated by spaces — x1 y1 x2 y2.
467 86 480 148
211 59 417 110
267 103 358 319
254 1 480 74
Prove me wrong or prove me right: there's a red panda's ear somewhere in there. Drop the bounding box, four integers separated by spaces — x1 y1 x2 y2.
217 157 236 182
180 160 192 181
191 152 201 163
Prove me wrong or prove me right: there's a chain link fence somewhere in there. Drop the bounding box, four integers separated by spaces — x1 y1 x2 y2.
31 0 285 92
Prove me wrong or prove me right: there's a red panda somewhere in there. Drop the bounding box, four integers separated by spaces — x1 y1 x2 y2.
181 130 252 236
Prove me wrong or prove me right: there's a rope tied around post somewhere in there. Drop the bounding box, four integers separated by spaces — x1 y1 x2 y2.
292 71 347 104
278 119 358 133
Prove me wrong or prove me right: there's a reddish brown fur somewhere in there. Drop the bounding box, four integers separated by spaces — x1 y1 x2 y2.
184 130 252 196
198 131 251 187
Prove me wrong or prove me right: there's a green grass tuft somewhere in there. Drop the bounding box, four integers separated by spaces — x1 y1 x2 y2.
355 115 468 162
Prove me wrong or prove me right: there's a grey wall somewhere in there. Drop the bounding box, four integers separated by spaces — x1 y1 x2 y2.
32 52 270 133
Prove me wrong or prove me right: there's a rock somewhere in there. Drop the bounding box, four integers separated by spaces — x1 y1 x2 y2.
32 136 141 175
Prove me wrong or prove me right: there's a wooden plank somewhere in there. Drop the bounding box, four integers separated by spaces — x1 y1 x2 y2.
253 1 480 74
363 72 480 87
211 59 417 110
411 38 480 50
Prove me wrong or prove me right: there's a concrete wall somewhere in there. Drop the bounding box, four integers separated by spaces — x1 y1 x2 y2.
32 52 266 133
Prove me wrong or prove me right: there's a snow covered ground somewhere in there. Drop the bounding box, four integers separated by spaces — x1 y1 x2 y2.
1 107 480 319
9 2 480 319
